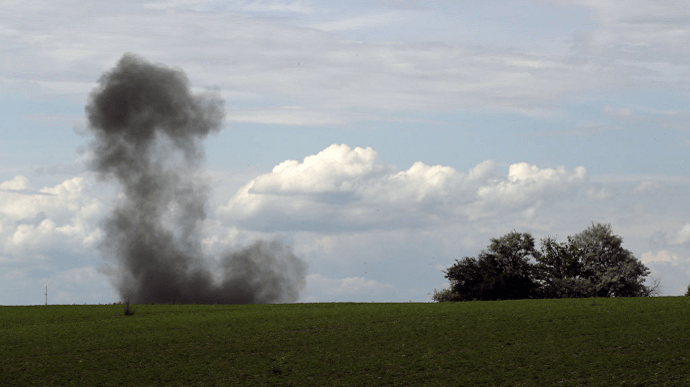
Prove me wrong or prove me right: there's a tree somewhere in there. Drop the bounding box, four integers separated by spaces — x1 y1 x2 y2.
436 232 539 301
436 256 482 301
435 223 653 302
685 283 690 297
569 223 650 297
536 223 651 298
534 236 591 298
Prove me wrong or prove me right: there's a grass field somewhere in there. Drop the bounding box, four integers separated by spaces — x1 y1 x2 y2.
2 297 689 386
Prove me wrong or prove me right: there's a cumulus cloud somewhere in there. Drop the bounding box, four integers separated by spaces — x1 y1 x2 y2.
0 175 109 304
0 176 103 262
0 176 100 220
641 250 684 265
475 162 588 209
0 175 31 191
2 150 688 303
250 144 391 194
221 144 589 231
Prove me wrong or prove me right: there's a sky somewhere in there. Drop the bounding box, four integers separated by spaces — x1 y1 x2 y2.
2 0 690 305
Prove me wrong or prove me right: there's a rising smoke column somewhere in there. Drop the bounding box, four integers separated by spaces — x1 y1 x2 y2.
87 53 307 304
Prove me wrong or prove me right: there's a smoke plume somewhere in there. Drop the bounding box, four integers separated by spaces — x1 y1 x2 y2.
86 53 307 304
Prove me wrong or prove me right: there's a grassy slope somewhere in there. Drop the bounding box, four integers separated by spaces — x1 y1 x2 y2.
1 298 689 386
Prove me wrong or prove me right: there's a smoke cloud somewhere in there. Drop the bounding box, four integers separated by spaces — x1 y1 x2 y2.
86 53 307 304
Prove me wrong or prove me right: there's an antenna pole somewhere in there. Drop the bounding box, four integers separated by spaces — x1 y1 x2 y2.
45 284 48 306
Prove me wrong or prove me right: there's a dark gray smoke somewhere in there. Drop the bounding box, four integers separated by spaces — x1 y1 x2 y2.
87 53 307 304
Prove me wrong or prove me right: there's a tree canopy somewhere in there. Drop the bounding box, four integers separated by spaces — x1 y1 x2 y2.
434 223 653 302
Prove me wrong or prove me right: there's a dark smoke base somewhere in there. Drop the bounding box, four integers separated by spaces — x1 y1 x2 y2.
88 53 307 304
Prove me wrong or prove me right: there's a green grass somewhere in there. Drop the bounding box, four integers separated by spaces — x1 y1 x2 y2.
2 297 689 386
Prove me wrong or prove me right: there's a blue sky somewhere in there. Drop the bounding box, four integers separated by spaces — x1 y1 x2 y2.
2 0 690 304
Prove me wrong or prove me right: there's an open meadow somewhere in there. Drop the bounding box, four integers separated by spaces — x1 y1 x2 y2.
2 297 689 386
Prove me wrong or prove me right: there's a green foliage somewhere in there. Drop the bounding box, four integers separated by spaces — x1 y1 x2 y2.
2 300 690 386
686 283 690 297
480 232 539 300
438 223 652 301
440 256 482 301
566 223 650 297
442 232 539 301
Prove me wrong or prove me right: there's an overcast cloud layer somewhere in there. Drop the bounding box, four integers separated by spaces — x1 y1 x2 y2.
2 0 690 304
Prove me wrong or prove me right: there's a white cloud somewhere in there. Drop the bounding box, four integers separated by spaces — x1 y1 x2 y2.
221 144 589 231
2 151 689 303
476 162 588 207
7 218 102 254
0 175 29 191
0 176 101 221
0 176 104 262
641 250 684 264
250 144 391 194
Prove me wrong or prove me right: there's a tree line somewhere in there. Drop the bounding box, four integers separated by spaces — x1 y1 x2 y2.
434 223 658 302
